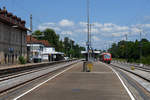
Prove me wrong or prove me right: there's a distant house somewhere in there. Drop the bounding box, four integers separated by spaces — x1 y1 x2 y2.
42 47 64 61
26 35 49 61
42 47 55 61
0 7 28 64
27 36 64 62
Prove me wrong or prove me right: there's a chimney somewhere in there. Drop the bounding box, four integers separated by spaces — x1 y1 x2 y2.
3 6 6 11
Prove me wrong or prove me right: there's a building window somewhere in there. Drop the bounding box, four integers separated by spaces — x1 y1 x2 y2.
16 54 18 59
24 35 26 43
4 53 7 64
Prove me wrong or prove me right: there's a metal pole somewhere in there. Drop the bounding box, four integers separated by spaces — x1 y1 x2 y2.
87 0 90 61
30 14 33 34
30 14 33 60
89 24 94 48
89 24 92 60
125 34 127 62
89 24 92 48
140 31 142 65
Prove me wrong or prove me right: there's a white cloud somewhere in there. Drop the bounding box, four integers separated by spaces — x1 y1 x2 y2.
104 23 115 27
112 32 122 37
143 24 150 28
38 22 61 31
52 27 61 31
59 19 74 27
79 22 103 28
79 22 87 27
82 28 87 33
91 28 99 34
93 22 103 27
42 22 56 26
77 28 99 34
37 20 150 50
130 27 141 34
61 31 73 35
115 26 129 31
92 36 100 41
80 41 86 46
38 25 48 31
101 27 113 32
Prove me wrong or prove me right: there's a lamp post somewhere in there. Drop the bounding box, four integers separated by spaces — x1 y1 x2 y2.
89 24 94 48
87 0 90 61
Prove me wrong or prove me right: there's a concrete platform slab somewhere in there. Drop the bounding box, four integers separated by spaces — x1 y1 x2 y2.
17 62 131 100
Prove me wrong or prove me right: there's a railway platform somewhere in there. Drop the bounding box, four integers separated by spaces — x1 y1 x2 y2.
0 62 49 70
15 62 133 100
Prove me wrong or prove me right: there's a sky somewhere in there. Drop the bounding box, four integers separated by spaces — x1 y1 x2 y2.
1 0 150 50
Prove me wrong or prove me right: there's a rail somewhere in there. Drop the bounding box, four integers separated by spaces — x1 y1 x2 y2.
0 59 81 94
110 62 150 83
0 59 77 78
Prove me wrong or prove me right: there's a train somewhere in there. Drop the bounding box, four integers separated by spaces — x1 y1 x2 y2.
99 53 112 64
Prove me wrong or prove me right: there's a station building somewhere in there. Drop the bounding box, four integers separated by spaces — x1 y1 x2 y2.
0 7 28 64
27 36 64 62
26 35 50 61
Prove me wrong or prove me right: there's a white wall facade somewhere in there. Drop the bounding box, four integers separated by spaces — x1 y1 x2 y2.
42 47 55 60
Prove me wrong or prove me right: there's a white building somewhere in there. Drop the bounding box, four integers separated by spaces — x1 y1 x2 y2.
42 47 55 61
27 43 44 61
27 36 64 62
42 47 64 61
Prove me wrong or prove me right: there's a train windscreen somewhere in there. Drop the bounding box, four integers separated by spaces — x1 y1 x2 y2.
104 54 110 59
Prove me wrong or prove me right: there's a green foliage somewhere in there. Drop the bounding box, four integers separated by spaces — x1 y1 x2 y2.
19 56 26 64
33 28 85 58
109 38 150 65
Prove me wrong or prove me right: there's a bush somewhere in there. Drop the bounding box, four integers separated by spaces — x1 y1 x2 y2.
19 56 26 64
141 56 150 65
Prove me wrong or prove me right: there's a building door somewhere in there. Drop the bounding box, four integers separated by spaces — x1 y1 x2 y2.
12 54 14 64
4 54 7 64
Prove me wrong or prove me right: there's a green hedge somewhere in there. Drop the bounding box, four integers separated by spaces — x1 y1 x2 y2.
19 56 26 64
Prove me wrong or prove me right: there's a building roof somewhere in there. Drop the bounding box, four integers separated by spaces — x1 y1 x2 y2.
27 35 51 47
0 7 28 31
81 50 101 54
40 40 50 47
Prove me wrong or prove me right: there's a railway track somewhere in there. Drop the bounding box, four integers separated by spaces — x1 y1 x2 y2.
0 62 67 82
0 60 76 78
110 62 150 84
108 63 150 100
0 59 81 94
112 61 150 72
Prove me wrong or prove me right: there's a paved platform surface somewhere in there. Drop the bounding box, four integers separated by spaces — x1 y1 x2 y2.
18 62 131 100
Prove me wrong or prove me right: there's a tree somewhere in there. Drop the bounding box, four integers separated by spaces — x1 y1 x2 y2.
33 29 85 58
109 38 150 64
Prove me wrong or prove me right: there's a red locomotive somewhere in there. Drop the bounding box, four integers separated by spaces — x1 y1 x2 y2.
100 53 112 64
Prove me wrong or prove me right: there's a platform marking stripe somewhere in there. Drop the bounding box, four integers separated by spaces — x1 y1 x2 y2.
100 62 135 100
13 65 75 100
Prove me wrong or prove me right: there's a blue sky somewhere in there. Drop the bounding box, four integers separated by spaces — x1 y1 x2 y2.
1 0 150 50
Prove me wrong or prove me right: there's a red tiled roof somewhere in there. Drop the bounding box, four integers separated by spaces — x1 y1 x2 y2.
27 35 51 47
39 40 50 47
0 7 27 31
